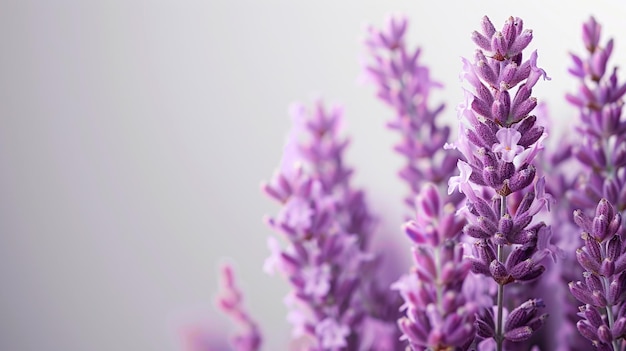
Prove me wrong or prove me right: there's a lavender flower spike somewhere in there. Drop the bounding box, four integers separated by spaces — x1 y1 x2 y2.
363 15 460 209
451 16 552 351
262 100 401 350
570 199 626 350
560 16 626 350
566 16 626 214
216 265 262 351
393 183 477 350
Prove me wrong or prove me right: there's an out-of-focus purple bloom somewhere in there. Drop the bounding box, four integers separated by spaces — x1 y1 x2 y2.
493 129 524 163
557 16 626 350
565 16 626 214
315 318 351 349
448 160 473 196
215 265 262 351
363 15 461 209
527 51 551 89
262 100 401 350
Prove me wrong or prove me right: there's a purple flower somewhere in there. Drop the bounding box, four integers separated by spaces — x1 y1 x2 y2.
493 128 525 163
394 184 476 350
301 263 332 298
315 318 351 349
215 265 262 351
262 236 283 275
277 196 314 233
565 16 626 213
453 15 552 350
261 99 400 350
363 14 461 210
558 17 626 350
570 199 626 350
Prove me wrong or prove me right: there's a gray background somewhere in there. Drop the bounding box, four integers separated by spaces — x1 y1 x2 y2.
1 1 625 350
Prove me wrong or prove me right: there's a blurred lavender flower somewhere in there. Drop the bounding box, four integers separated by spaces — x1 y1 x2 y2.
363 15 461 209
570 199 626 350
216 265 262 351
560 16 626 350
262 100 401 350
393 183 477 350
449 15 552 351
566 15 626 219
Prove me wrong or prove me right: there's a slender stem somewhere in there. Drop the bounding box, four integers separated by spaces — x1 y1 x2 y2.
606 300 618 351
496 195 507 351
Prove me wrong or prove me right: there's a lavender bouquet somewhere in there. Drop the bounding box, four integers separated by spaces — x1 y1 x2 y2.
206 14 626 351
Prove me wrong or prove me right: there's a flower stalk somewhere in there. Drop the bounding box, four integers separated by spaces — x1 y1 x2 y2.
449 15 553 350
262 100 400 350
363 15 461 209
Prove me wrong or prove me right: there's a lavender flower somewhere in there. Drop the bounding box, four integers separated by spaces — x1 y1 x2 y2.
216 265 262 351
393 183 477 350
262 100 400 350
363 15 460 209
566 15 626 220
561 16 626 350
570 199 626 350
449 16 552 351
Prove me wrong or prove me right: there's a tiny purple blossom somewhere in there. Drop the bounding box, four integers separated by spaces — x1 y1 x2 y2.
315 318 351 349
527 177 554 216
513 131 548 168
285 301 308 338
527 50 551 89
261 99 396 349
390 273 420 310
461 57 481 87
448 160 473 195
216 265 262 351
302 263 331 298
277 196 314 232
455 16 552 350
263 236 283 275
493 128 525 162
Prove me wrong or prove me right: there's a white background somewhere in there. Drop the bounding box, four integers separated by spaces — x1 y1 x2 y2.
2 1 626 350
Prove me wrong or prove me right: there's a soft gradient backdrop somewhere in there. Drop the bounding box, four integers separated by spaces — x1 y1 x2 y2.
2 1 626 350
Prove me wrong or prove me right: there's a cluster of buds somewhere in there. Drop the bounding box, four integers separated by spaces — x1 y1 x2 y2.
289 102 374 245
363 15 460 209
570 199 626 350
448 16 552 350
552 16 626 351
262 101 399 350
566 16 626 213
392 183 477 350
462 180 553 284
476 299 547 344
